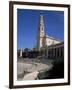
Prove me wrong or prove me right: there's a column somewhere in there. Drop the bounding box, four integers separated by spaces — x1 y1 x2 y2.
20 50 22 57
59 47 61 59
51 49 52 59
48 49 50 59
53 48 54 59
55 48 56 59
54 48 55 59
46 48 48 58
56 48 57 60
50 49 51 59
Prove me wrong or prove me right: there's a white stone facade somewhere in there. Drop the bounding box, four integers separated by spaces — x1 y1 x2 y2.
36 14 61 51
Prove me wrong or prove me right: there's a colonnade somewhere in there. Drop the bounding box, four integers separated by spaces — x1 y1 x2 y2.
17 44 64 60
42 45 64 60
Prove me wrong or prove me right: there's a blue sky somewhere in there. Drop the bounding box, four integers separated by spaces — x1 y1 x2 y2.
17 9 64 49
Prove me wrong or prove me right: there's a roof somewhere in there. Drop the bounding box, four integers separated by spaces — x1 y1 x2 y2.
47 41 64 48
46 34 63 42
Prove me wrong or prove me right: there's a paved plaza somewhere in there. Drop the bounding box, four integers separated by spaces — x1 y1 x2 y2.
17 58 53 80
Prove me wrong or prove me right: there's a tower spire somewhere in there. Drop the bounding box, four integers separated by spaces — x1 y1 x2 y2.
36 14 45 51
39 14 45 37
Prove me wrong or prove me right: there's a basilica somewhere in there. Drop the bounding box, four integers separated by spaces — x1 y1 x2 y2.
17 14 64 60
36 14 61 51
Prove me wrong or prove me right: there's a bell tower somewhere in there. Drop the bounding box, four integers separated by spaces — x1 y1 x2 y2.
36 14 45 51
